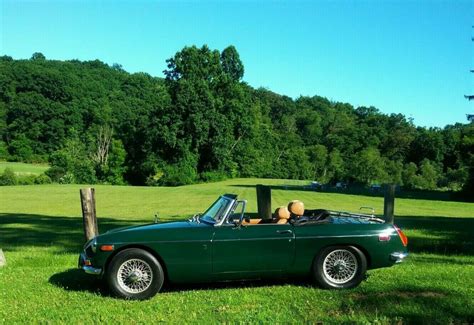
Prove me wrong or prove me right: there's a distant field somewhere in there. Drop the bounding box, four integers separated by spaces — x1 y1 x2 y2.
0 178 473 323
0 161 49 175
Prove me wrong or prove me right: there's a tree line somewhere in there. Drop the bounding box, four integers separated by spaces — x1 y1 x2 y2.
0 46 473 195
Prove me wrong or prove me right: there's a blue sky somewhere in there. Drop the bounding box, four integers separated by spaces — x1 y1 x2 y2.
1 0 473 127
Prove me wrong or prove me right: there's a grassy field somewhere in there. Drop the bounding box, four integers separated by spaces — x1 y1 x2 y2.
0 178 473 323
0 161 49 175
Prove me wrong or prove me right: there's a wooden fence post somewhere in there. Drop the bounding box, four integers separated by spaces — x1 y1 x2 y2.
383 184 396 224
0 249 6 267
256 184 272 220
80 188 99 241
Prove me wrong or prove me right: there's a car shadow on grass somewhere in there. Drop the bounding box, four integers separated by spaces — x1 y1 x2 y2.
49 268 312 297
49 268 109 296
162 278 312 294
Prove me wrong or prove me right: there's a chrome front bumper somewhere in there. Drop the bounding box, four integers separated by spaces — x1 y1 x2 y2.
390 252 409 263
78 252 102 275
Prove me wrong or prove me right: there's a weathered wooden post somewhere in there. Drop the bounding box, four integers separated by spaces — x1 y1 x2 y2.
383 184 396 224
256 184 272 220
0 249 6 267
80 188 99 241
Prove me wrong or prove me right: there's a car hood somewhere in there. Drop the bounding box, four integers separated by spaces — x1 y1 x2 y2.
103 220 200 235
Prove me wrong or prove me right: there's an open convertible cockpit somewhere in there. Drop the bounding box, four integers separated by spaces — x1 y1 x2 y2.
211 194 385 227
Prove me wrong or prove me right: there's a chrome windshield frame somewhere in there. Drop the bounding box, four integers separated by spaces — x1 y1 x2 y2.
214 196 239 227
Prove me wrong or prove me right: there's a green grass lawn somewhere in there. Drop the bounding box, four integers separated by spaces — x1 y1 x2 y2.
0 161 49 175
1 178 473 323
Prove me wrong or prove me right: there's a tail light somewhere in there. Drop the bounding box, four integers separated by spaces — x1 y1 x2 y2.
394 225 408 247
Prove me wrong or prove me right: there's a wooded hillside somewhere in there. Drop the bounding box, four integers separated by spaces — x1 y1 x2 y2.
0 46 473 193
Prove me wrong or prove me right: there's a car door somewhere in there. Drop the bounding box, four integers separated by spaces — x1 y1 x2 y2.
237 223 295 276
211 222 295 279
211 224 243 279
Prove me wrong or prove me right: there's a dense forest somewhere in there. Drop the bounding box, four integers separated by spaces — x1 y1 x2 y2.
0 46 473 195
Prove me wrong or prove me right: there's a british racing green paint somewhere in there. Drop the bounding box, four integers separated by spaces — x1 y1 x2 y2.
80 194 407 284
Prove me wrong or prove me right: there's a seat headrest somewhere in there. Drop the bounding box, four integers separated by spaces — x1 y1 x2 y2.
288 200 304 216
274 206 290 220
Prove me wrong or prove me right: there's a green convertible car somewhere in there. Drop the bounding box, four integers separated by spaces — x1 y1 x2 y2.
79 194 408 300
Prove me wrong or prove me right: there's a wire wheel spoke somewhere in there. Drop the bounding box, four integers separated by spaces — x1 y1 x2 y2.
117 258 154 294
323 249 358 284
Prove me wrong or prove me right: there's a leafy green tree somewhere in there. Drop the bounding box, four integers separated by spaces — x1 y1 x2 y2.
164 45 222 82
0 141 9 160
0 168 17 185
275 147 313 180
95 139 127 185
45 166 66 183
379 114 415 161
0 48 472 193
327 149 345 182
413 159 441 190
8 135 34 162
307 144 328 181
441 167 468 191
48 138 97 184
160 152 198 186
351 148 388 185
220 46 244 81
409 128 445 164
459 124 474 195
461 153 474 195
384 159 403 184
402 162 418 189
30 52 46 60
351 147 387 185
34 173 52 184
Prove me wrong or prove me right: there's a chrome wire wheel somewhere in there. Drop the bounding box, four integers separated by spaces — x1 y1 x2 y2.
322 249 358 284
116 258 154 294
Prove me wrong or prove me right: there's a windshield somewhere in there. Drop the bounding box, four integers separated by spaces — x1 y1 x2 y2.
200 196 233 224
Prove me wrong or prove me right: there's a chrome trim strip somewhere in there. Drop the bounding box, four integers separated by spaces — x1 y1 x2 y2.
390 252 408 263
111 239 211 245
298 234 374 239
214 237 292 242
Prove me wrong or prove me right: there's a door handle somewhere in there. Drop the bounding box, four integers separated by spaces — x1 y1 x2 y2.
276 230 293 235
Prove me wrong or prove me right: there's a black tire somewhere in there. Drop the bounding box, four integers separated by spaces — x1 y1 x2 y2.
313 245 367 289
106 248 164 300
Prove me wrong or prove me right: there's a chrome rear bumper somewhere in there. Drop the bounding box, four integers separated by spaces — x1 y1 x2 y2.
390 252 408 263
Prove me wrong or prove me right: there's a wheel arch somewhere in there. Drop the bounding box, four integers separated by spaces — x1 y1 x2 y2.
104 244 169 282
313 243 372 269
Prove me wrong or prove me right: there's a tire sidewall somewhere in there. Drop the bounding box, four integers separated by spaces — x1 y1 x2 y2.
107 248 164 300
314 245 367 289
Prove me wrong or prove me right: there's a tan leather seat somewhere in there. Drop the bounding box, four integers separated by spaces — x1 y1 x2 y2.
288 200 304 217
242 218 262 225
274 206 290 224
